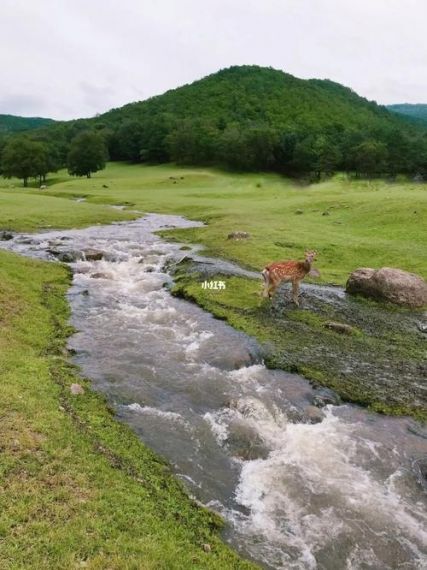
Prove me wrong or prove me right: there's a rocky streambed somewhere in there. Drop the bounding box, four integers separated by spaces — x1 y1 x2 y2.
171 253 427 420
1 214 426 570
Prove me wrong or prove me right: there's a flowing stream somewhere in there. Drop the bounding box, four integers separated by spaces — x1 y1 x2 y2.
2 214 427 570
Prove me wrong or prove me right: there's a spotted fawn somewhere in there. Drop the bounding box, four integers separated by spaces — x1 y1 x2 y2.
262 250 318 306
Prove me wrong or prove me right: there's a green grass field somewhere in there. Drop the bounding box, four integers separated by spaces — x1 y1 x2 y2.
0 163 426 567
2 162 425 281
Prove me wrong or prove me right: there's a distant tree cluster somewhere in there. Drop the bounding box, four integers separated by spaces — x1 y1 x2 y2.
2 65 427 185
0 129 108 186
0 138 58 187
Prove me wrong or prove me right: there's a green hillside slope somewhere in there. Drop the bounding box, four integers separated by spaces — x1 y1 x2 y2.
104 66 402 131
387 104 427 126
0 114 54 133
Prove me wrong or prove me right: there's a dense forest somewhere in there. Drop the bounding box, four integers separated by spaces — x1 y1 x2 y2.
0 114 54 134
387 104 427 127
2 66 427 184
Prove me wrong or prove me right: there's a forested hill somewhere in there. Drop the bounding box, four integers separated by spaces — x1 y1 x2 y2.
103 66 401 132
387 104 427 126
3 66 427 180
0 114 54 133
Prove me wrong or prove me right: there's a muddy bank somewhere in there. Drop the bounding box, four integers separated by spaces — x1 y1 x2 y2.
170 256 427 421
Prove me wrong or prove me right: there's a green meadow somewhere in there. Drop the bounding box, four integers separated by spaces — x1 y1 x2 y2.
2 162 425 281
0 162 426 567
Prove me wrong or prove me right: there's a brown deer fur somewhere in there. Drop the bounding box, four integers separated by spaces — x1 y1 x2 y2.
262 251 317 306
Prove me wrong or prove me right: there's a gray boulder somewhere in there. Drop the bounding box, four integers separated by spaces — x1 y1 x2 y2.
346 267 427 308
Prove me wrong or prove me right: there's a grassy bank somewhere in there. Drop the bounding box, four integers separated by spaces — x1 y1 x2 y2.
13 162 425 282
0 249 256 569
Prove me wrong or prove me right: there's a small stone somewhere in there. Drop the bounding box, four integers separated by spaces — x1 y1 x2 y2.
70 383 85 395
413 457 427 491
227 231 250 240
48 249 82 262
324 321 355 335
0 230 14 241
312 387 341 408
295 209 304 215
82 249 104 261
90 272 111 279
16 236 34 244
304 405 325 424
58 251 81 263
202 544 211 553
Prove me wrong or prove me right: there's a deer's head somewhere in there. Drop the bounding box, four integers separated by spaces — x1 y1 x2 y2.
304 250 317 264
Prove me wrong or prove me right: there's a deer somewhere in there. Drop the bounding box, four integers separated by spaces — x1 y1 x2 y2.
262 250 318 306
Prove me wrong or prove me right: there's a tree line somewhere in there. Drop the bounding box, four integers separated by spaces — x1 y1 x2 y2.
2 118 427 187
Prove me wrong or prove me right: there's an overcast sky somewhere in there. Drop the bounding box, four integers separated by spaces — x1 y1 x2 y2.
1 0 427 120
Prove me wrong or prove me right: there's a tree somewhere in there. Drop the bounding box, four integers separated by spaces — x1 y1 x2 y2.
1 137 50 187
115 120 144 161
313 135 342 178
166 119 219 165
218 124 279 171
349 140 388 178
291 135 318 174
67 131 108 178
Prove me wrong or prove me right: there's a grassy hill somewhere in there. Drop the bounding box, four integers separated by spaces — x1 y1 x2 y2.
387 104 427 126
0 114 54 134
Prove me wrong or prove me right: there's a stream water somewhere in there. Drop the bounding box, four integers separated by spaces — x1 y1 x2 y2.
2 214 427 570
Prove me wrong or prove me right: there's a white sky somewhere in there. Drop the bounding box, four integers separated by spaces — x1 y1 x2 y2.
1 0 427 120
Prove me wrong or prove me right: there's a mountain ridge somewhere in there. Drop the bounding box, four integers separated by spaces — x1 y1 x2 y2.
0 114 55 133
387 103 427 126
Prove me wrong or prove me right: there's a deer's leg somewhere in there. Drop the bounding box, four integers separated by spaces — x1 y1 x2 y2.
292 280 300 306
262 278 270 298
268 283 278 298
261 269 272 298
